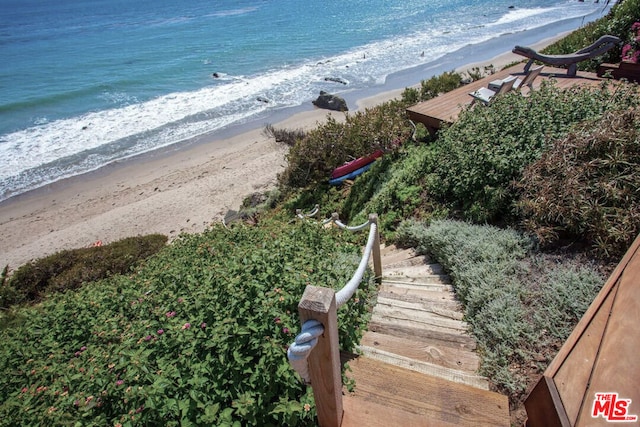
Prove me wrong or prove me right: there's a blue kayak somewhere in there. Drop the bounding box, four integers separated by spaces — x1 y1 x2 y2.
328 162 373 185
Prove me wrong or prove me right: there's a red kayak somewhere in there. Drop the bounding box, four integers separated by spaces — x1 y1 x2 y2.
330 149 384 179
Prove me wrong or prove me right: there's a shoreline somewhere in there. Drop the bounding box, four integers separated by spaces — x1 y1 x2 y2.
0 28 572 269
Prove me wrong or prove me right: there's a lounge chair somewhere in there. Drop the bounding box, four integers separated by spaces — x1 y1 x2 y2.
469 75 517 105
512 35 621 77
488 65 544 92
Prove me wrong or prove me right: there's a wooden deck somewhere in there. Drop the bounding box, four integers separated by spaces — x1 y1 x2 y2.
524 233 640 426
340 246 509 426
406 64 605 136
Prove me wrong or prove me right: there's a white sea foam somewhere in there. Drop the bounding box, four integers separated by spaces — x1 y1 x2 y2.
490 7 554 27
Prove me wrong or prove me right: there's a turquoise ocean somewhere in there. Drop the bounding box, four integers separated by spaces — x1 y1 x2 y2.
0 0 612 202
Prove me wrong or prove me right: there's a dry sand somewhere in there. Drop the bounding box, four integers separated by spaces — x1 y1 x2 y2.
0 35 564 269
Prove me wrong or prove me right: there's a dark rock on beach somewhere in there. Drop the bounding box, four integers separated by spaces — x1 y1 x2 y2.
324 77 348 85
312 91 348 112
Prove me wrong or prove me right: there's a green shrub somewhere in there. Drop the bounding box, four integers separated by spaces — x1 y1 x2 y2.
401 71 465 104
0 219 376 426
516 106 640 259
425 80 640 222
5 234 168 306
278 100 413 189
342 143 444 232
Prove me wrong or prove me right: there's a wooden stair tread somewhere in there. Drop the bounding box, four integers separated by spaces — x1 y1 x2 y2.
379 283 457 302
378 290 461 311
371 306 468 334
376 296 464 320
380 251 422 266
381 278 452 289
384 264 446 277
357 345 488 389
342 356 509 427
360 330 481 372
379 244 415 257
369 318 477 350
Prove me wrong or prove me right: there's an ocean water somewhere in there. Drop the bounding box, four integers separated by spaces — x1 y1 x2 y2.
0 0 612 202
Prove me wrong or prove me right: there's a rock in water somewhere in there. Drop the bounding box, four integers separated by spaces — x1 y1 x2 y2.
312 91 348 112
324 77 348 85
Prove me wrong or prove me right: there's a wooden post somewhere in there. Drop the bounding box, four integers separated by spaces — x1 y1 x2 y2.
298 285 343 427
369 213 382 282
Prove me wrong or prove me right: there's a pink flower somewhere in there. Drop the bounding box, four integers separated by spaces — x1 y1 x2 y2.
144 335 153 341
182 323 191 330
166 311 176 318
157 329 164 335
282 327 290 334
200 322 207 329
116 380 124 386
80 346 87 351
274 317 281 324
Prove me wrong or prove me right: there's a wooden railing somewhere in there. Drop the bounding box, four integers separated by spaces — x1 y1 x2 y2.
288 212 381 427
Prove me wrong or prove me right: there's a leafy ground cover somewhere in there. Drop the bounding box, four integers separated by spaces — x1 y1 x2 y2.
0 218 376 426
1 235 168 309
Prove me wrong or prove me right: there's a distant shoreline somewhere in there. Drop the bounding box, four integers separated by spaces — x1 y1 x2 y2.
0 18 593 268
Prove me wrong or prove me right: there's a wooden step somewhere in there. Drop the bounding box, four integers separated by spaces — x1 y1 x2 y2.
379 244 411 257
382 255 436 269
342 356 510 427
380 249 420 266
368 318 477 350
376 296 464 321
383 272 451 284
371 304 468 334
384 263 445 276
360 331 481 372
382 276 454 293
378 289 461 311
357 345 489 389
379 283 457 302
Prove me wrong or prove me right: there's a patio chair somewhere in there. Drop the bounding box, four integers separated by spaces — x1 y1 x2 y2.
469 75 517 105
512 35 621 77
488 65 544 92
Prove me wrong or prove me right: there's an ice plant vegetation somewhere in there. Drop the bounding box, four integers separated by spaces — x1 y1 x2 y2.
0 219 376 425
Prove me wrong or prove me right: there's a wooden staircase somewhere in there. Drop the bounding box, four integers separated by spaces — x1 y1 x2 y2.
341 245 510 426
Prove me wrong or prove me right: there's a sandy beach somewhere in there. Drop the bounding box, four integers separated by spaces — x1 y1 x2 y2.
0 35 563 270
